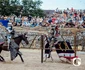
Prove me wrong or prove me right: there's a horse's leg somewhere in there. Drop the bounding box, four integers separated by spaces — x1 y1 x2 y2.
0 55 5 62
0 47 5 62
18 53 24 63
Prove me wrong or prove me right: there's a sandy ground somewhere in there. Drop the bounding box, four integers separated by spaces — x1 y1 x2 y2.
0 49 85 70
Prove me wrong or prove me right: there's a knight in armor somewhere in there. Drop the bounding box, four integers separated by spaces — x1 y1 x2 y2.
45 25 62 58
44 25 57 58
49 25 61 45
48 25 55 42
6 21 15 46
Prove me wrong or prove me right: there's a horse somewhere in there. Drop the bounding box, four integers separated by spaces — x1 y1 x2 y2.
0 33 29 62
44 41 80 64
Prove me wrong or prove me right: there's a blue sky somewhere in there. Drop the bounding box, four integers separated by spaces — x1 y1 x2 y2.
40 0 85 10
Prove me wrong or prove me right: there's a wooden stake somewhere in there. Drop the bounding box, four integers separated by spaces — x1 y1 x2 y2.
41 35 44 63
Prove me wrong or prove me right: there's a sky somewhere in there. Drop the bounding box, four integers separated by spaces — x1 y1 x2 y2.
40 0 85 10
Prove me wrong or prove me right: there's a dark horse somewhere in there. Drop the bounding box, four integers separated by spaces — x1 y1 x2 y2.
0 33 28 62
45 41 75 61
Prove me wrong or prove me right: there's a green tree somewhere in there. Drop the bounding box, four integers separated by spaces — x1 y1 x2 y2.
22 0 45 17
9 0 22 16
0 0 45 17
0 0 10 16
0 0 22 16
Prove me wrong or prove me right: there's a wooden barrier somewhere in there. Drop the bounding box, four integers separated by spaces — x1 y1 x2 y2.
13 27 85 50
40 28 85 63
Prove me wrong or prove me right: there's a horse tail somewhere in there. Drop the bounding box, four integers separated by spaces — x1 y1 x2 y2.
0 46 2 53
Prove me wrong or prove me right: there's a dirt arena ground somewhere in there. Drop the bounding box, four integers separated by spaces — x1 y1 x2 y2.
0 49 85 70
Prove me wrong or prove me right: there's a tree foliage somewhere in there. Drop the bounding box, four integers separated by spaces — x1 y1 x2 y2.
0 0 45 17
22 0 45 17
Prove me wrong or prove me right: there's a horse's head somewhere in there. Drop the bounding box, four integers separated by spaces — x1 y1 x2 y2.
21 33 29 45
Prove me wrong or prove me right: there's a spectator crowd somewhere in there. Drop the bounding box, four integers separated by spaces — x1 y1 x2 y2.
0 8 85 29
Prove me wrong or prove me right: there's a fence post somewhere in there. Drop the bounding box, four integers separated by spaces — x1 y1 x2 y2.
74 31 77 57
41 35 44 63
